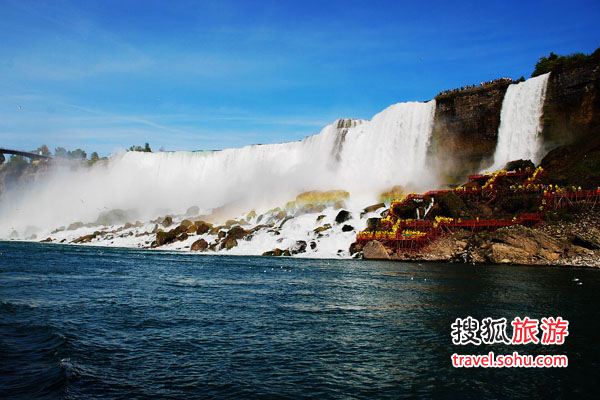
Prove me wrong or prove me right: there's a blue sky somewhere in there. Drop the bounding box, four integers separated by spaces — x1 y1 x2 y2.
1 0 599 156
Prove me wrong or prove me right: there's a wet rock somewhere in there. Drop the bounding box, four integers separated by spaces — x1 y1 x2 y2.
314 224 332 234
366 218 381 231
194 221 213 235
155 224 188 246
40 237 52 243
249 224 267 234
363 240 390 260
181 219 193 228
209 225 224 235
156 231 177 246
279 216 293 228
72 231 101 244
568 232 600 250
361 203 385 217
162 216 173 228
291 240 307 254
262 248 291 257
310 241 317 250
225 226 249 241
504 159 535 172
341 225 354 232
316 215 326 222
349 241 363 255
221 238 238 250
335 210 352 224
208 242 219 251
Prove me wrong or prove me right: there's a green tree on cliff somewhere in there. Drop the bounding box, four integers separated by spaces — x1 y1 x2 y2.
55 147 68 158
90 151 99 161
36 144 51 156
532 51 591 77
69 149 87 160
128 143 152 152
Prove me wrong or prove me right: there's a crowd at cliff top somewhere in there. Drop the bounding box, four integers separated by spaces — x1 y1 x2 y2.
438 77 513 96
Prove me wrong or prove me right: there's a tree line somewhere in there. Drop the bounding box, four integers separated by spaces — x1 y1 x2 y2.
1 143 154 167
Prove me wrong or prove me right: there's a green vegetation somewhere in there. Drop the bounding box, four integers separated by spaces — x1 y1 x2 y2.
531 48 599 77
36 145 51 156
5 155 28 169
128 143 152 152
54 146 88 160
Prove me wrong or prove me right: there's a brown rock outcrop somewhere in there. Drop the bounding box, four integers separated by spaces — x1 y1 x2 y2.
363 240 390 260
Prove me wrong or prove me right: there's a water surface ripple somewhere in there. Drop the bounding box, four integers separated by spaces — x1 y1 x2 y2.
1 242 599 399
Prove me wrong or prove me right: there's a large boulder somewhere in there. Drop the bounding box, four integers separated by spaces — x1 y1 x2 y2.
225 226 249 241
335 210 351 224
568 230 600 250
219 226 250 250
71 231 100 244
221 238 238 250
161 216 173 227
504 159 535 172
314 223 331 234
191 239 208 251
484 226 565 264
155 224 188 246
262 248 291 257
194 221 213 235
156 230 177 246
361 203 385 217
290 240 307 254
363 240 390 260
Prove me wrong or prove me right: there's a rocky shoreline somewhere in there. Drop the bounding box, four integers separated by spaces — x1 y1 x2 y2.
361 209 600 268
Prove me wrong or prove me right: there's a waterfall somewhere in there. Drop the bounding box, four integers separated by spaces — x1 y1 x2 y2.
0 100 436 238
490 73 550 170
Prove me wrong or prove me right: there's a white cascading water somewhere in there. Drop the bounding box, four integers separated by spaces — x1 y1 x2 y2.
0 100 436 239
490 73 550 170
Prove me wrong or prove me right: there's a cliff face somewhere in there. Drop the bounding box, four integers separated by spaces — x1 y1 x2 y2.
540 51 600 151
429 82 511 182
430 50 600 184
539 52 600 190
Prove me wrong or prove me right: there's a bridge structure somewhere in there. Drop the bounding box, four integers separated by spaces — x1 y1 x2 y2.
0 147 53 161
